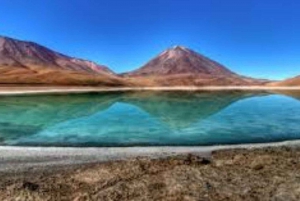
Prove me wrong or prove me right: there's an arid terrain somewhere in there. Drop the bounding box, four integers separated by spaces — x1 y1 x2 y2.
0 35 288 87
0 146 299 201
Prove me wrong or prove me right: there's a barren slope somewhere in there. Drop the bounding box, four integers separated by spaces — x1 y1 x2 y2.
0 36 125 86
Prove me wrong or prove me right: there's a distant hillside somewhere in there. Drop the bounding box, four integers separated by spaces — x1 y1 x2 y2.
0 36 125 86
268 75 300 86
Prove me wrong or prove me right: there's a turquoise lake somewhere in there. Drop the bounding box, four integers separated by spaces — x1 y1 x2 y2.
1 90 300 147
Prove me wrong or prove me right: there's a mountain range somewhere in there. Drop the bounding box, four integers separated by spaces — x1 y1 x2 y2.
0 35 298 86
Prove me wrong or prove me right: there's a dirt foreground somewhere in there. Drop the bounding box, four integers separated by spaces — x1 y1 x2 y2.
1 146 300 201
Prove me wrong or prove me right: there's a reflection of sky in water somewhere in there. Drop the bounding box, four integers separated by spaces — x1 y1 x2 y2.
1 91 300 146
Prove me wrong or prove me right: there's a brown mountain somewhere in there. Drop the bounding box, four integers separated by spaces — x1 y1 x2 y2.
124 46 268 86
0 36 125 86
268 75 300 86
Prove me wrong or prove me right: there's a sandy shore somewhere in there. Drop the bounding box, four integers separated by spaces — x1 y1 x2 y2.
1 142 300 200
0 86 300 95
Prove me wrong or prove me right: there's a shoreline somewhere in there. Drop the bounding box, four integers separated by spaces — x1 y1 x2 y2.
1 140 300 173
1 142 300 200
0 86 300 95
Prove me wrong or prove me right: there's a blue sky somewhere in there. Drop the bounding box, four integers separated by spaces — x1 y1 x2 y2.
0 0 300 80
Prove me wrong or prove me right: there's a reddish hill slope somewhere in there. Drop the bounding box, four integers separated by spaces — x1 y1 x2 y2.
0 36 125 86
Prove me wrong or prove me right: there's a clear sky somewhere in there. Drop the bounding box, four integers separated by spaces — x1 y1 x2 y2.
0 0 300 80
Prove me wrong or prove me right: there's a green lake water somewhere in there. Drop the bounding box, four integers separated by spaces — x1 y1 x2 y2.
0 90 300 147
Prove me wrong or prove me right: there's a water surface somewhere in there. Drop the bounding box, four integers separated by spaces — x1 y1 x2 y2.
1 90 300 147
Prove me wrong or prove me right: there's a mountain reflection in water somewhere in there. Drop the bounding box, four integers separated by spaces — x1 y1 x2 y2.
0 90 299 146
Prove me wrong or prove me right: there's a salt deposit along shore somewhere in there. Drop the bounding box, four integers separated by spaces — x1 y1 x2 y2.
0 140 300 173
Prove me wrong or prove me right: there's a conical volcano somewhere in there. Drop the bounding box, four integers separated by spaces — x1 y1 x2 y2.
124 46 267 86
